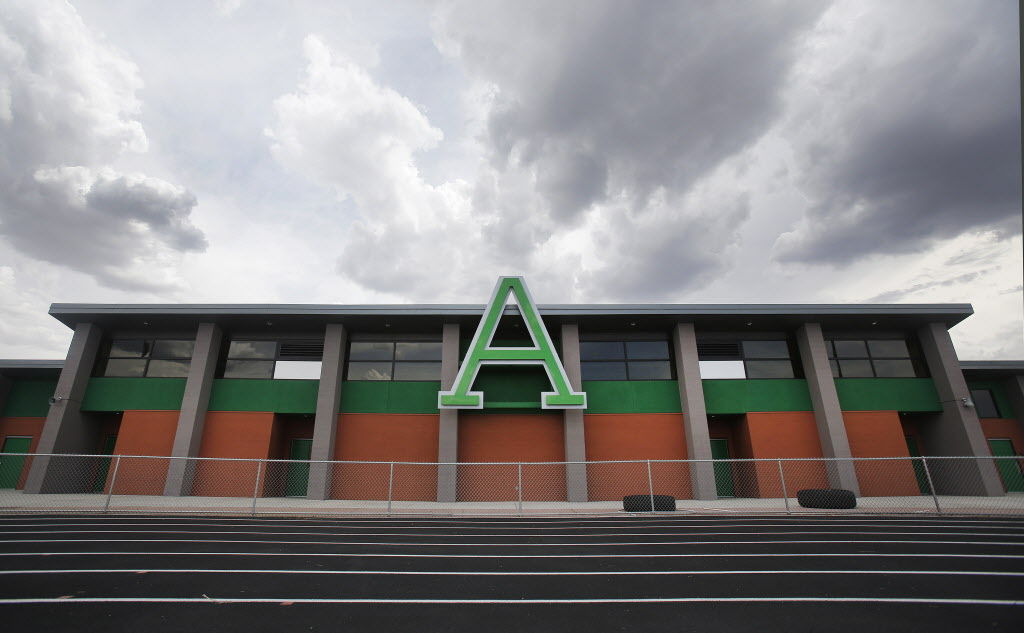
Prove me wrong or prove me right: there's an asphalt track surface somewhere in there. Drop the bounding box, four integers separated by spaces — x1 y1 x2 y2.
0 514 1022 632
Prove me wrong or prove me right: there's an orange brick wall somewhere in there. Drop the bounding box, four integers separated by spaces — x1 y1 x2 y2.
109 411 179 495
192 411 276 497
331 413 440 501
584 413 689 500
0 417 45 489
458 413 565 502
737 412 828 497
843 411 920 496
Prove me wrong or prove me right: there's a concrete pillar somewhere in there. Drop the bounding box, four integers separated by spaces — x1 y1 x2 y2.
1003 374 1024 423
560 323 588 503
163 323 222 496
307 323 347 500
24 322 104 494
672 323 717 500
436 323 460 503
917 322 1003 496
795 323 860 493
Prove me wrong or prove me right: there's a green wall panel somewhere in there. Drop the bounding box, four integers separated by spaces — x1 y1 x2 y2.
2 380 58 417
340 381 440 414
82 377 186 411
835 378 940 412
582 381 681 414
703 379 813 414
208 379 319 413
967 380 1017 419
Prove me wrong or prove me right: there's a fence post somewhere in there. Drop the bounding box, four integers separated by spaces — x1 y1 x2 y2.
250 460 262 518
517 463 524 515
920 456 941 514
646 460 655 513
777 459 790 515
387 462 395 515
103 455 122 514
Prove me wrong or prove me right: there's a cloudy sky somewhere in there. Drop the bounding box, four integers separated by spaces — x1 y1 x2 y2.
0 0 1020 360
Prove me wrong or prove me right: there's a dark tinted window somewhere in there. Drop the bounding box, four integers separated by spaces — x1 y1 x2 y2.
104 358 147 377
867 340 910 358
628 361 672 380
838 359 873 377
393 362 441 381
146 359 191 378
581 361 628 380
581 342 625 360
872 359 916 378
971 389 1000 418
833 340 868 358
350 342 395 361
741 340 790 359
626 341 670 360
228 341 277 359
152 340 194 358
109 340 147 358
395 342 442 361
347 361 393 381
745 360 795 379
223 359 274 379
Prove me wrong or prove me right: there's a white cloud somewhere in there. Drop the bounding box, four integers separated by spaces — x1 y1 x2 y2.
0 0 205 292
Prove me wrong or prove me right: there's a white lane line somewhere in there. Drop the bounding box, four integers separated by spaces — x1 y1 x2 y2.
1 551 1022 560
2 568 1023 578
1 538 1022 547
0 597 1020 606
2 529 1022 538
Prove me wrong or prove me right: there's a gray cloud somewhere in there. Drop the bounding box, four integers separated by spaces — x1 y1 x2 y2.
0 1 205 291
774 1 1021 265
438 0 825 225
865 268 995 303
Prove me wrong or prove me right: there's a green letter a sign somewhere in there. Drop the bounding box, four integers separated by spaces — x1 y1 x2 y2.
438 276 586 409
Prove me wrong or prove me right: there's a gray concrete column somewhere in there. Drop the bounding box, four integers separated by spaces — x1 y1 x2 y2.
672 323 717 500
917 322 1003 496
163 323 222 496
0 373 11 418
24 322 104 494
436 323 460 503
560 323 588 503
308 323 347 500
795 323 860 493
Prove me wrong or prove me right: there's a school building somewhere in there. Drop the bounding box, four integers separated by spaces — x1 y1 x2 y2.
1 277 1022 501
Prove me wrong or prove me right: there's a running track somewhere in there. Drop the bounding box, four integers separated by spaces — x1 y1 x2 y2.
0 513 1022 631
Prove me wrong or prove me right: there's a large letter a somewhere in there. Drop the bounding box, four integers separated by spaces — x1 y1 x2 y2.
438 276 587 409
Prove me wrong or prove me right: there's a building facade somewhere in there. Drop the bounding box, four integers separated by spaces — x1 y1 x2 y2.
1 278 1022 501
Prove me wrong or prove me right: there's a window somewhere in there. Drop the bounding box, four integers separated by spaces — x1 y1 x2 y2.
222 340 323 380
826 338 923 378
697 339 796 379
101 339 194 378
580 340 672 381
971 389 1001 418
346 340 442 381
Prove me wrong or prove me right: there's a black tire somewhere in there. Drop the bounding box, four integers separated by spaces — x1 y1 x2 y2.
623 494 676 512
797 488 857 509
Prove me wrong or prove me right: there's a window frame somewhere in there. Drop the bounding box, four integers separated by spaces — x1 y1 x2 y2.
826 337 925 378
970 388 1001 419
696 338 799 380
220 339 325 380
580 339 674 381
345 339 443 382
99 338 195 378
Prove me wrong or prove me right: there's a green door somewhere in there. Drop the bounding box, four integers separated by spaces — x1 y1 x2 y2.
905 436 931 494
285 438 313 497
0 437 32 489
92 434 118 493
988 439 1024 493
710 438 734 497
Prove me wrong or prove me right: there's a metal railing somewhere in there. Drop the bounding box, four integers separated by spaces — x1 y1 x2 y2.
0 452 1022 516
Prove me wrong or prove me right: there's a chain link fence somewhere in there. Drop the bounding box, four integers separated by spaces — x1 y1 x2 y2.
1 451 1022 516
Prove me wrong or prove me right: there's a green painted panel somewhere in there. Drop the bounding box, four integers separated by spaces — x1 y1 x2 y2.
582 381 681 413
340 381 440 414
703 379 813 414
82 378 186 411
2 380 58 417
835 378 940 412
208 379 319 413
967 380 1017 419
